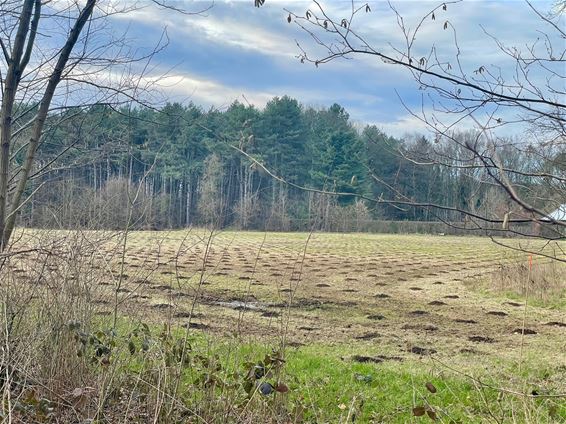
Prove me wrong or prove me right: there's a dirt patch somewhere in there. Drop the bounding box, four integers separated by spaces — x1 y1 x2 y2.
512 328 537 335
454 319 477 324
402 324 438 332
428 300 447 306
216 301 262 311
409 346 436 355
351 355 383 363
184 322 209 330
468 336 496 343
409 310 429 316
545 321 566 328
367 314 386 320
350 354 403 363
487 311 508 317
152 303 172 309
355 332 381 340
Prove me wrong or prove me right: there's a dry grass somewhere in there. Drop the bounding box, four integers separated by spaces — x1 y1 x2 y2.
486 260 566 307
0 231 102 422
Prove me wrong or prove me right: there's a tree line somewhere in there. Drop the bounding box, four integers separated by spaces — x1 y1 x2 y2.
18 96 561 232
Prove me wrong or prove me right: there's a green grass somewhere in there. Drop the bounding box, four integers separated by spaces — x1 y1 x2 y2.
284 344 565 423
86 315 566 423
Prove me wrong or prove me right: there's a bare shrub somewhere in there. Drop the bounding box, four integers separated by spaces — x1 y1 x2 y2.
0 230 105 421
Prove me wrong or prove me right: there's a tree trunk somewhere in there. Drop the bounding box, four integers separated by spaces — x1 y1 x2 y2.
0 0 38 249
2 0 96 248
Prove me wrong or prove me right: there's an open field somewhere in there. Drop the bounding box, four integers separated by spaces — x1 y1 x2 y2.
83 231 564 351
4 229 566 422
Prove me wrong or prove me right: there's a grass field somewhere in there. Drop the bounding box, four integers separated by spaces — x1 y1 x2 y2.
93 230 565 350
6 229 566 422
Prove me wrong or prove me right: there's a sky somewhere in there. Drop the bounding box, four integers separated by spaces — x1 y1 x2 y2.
103 0 561 137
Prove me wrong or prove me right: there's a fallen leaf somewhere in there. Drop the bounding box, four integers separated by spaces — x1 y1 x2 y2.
426 409 437 420
413 406 426 416
275 383 289 393
426 382 437 393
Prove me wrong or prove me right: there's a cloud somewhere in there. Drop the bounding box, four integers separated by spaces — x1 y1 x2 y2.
102 0 559 136
369 114 431 138
111 1 304 59
186 13 299 58
143 73 276 108
141 69 387 114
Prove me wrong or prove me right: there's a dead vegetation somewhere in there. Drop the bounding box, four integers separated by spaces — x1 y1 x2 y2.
483 260 566 307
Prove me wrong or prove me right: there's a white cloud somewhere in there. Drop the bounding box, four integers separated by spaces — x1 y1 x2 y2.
143 73 276 108
142 71 386 112
368 114 431 138
186 17 298 58
110 1 304 59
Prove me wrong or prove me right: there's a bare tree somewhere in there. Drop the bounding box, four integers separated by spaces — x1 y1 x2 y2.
0 0 208 251
0 0 93 249
272 0 565 246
